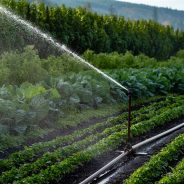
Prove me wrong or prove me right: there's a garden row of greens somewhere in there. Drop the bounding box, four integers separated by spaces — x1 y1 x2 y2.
0 94 163 150
0 46 184 144
0 95 184 183
158 157 184 184
1 0 184 59
124 133 184 184
0 46 117 139
107 67 184 98
14 99 184 184
0 96 175 173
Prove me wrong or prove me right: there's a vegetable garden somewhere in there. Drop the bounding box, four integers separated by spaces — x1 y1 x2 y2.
124 132 184 184
1 2 184 184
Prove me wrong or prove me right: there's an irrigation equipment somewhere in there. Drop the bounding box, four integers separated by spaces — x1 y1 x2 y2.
128 89 132 142
79 122 184 184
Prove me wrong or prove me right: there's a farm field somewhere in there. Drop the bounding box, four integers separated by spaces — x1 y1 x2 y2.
124 132 184 184
0 95 184 184
0 0 184 184
0 44 184 152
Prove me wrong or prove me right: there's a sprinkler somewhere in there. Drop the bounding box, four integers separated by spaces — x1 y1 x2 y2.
122 89 132 152
128 89 132 143
0 4 133 154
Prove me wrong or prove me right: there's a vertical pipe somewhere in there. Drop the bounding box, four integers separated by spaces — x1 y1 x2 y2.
128 90 132 142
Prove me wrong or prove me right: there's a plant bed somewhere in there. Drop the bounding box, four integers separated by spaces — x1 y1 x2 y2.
158 157 184 184
103 124 184 184
8 102 184 184
63 116 184 184
0 96 175 173
124 132 184 184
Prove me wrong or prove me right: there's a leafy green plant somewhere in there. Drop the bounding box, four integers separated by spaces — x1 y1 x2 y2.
2 97 184 184
0 46 48 85
14 102 184 184
158 157 184 184
0 96 172 173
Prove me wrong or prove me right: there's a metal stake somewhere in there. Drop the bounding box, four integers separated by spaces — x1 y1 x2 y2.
128 89 132 142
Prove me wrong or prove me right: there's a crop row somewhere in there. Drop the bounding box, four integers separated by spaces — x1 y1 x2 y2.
124 133 184 184
0 96 179 173
0 96 178 183
0 97 170 167
158 157 184 184
10 100 184 183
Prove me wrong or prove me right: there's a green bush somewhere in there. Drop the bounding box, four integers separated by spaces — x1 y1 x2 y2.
0 46 48 85
41 54 85 76
83 50 184 69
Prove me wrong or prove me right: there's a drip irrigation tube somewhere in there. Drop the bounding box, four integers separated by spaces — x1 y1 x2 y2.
79 122 184 184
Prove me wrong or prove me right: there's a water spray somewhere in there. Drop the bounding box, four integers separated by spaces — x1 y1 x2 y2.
0 6 127 92
0 5 132 143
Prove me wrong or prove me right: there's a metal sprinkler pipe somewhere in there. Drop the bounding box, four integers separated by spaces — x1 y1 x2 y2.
79 122 184 184
128 89 132 143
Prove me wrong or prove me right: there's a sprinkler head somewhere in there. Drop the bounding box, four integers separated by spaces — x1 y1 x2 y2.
61 44 66 50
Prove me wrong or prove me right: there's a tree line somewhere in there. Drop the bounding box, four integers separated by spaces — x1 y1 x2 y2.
1 0 184 59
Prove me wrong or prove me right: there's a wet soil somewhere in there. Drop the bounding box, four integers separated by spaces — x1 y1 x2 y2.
102 126 184 184
63 115 184 184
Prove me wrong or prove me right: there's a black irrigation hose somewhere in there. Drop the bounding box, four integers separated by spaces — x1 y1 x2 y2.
79 122 184 184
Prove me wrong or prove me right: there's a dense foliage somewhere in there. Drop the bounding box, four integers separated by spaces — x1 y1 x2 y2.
83 49 184 69
29 0 184 31
158 157 184 184
0 46 184 139
84 50 184 97
1 0 184 59
0 46 118 139
107 67 184 98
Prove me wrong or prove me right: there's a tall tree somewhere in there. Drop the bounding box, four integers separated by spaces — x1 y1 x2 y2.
2 0 184 59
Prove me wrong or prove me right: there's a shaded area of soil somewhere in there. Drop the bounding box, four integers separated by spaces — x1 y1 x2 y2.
63 115 184 184
0 97 164 159
105 126 184 184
